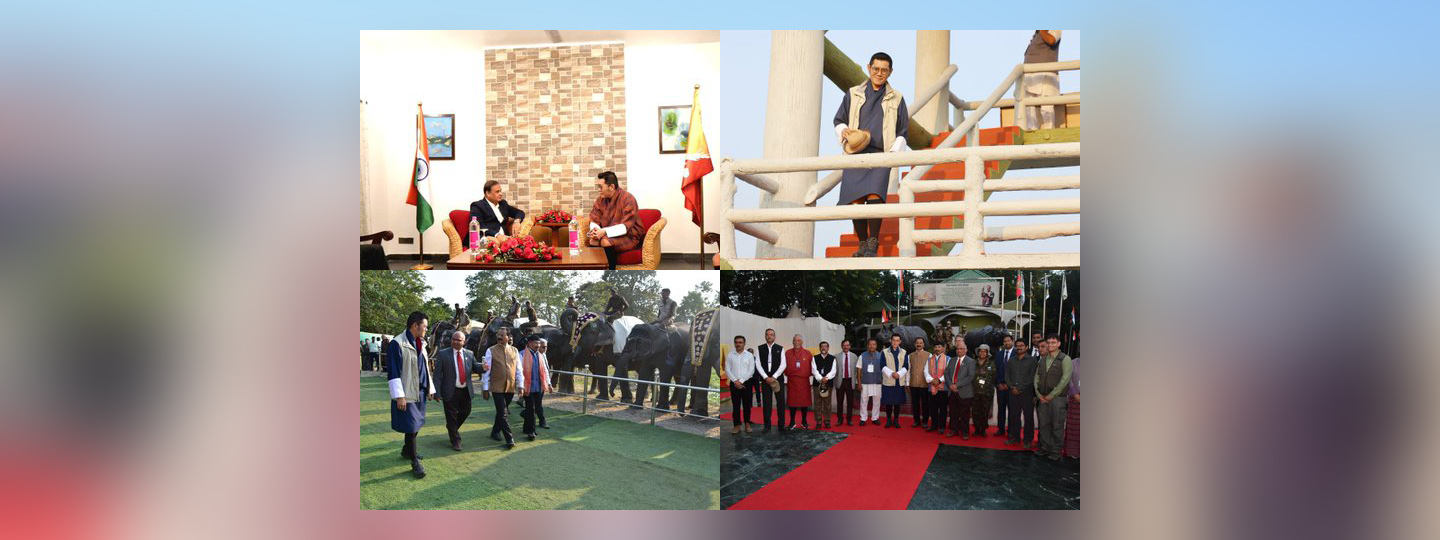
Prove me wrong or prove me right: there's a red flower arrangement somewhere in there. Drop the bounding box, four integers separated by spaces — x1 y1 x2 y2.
537 209 573 225
477 235 560 263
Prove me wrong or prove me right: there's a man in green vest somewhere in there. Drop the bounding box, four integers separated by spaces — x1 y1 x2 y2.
1034 334 1074 460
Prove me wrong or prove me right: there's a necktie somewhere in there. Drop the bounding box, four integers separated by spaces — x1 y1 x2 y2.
456 351 465 387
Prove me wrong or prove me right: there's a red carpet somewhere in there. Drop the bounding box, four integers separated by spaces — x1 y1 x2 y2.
727 434 936 510
724 404 1039 509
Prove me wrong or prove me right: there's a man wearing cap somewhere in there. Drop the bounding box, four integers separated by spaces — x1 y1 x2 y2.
519 335 553 441
652 288 677 328
971 344 997 437
833 51 910 258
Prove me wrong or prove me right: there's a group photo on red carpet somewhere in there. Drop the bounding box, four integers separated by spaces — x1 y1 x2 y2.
718 269 1079 510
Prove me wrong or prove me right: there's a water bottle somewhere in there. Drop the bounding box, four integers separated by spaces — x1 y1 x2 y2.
568 210 580 255
468 217 480 256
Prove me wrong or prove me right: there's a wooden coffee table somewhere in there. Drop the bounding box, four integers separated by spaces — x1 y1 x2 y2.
446 246 608 269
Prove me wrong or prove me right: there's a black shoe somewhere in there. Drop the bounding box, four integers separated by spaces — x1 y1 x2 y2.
859 420 866 426
762 426 771 433
411 458 426 479
961 433 970 440
491 433 503 442
994 427 1007 436
504 440 515 450
539 424 551 429
912 421 921 428
451 441 462 451
527 433 536 441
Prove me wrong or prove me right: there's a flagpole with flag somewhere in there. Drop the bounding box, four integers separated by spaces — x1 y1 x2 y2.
407 102 436 270
681 84 713 269
1042 273 1049 340
1015 271 1025 337
1059 272 1069 354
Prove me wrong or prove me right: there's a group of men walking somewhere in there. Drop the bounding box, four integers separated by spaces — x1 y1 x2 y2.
724 329 1079 461
382 311 556 479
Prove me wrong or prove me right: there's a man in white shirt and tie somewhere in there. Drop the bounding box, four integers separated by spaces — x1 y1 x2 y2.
725 335 756 434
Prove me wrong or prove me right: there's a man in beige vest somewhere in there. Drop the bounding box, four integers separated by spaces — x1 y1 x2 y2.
907 336 931 428
833 52 910 257
483 327 525 449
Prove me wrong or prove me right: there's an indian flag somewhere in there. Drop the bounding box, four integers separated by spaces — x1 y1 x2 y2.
406 104 435 232
681 85 712 228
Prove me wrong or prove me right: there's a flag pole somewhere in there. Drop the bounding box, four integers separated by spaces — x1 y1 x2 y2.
695 84 706 270
1042 272 1048 341
411 101 433 270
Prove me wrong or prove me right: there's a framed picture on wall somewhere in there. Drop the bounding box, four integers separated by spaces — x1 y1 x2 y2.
657 105 691 154
424 114 455 160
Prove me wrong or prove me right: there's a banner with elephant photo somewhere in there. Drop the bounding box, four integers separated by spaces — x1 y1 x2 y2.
912 279 1003 308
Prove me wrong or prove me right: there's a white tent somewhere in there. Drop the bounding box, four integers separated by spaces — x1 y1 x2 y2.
716 305 846 357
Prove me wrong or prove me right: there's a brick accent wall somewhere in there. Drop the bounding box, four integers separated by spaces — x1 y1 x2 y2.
485 43 627 217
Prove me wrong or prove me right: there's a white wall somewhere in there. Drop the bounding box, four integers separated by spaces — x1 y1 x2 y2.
360 39 488 256
361 35 721 256
622 42 722 254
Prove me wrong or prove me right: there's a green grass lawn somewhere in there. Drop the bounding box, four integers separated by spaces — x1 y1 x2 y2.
360 376 718 509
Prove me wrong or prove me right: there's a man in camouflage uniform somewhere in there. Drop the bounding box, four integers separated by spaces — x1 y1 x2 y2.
971 344 997 437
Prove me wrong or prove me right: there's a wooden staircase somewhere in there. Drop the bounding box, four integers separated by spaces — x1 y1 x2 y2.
823 126 1022 258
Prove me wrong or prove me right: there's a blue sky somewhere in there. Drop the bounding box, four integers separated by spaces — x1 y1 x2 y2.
720 30 1082 258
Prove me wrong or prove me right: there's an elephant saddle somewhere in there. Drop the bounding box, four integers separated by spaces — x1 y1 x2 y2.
690 308 716 367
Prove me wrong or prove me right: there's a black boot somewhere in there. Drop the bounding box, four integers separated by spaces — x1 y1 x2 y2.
411 457 426 479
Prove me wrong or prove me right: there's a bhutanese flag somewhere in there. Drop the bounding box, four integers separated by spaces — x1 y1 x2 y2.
882 308 889 323
681 85 712 228
406 104 435 232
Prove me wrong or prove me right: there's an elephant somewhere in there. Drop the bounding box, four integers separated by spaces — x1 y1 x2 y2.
877 323 930 353
669 316 721 417
427 319 456 357
614 323 688 408
961 325 1010 356
566 312 622 400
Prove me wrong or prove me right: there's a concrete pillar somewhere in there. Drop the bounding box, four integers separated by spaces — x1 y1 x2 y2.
914 30 951 135
757 30 824 259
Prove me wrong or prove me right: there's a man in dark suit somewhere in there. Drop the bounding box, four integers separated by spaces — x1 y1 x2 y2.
467 180 526 244
434 330 482 451
754 328 786 432
993 333 1016 436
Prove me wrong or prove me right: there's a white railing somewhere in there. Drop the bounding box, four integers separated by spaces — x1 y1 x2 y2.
719 60 1080 270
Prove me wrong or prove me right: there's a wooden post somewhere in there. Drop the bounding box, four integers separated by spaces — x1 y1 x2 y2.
914 31 950 136
756 30 823 259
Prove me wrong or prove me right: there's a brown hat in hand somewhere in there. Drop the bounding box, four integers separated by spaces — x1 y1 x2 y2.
842 129 871 154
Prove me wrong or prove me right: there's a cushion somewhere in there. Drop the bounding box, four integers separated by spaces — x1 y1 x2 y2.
449 209 470 228
637 208 661 233
616 248 644 265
